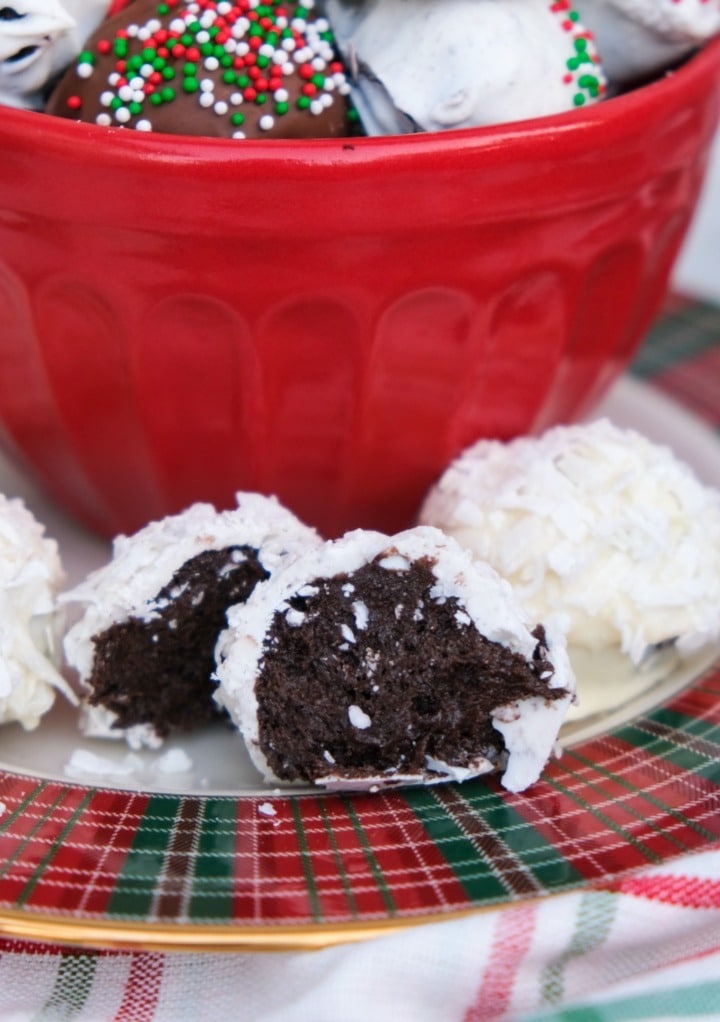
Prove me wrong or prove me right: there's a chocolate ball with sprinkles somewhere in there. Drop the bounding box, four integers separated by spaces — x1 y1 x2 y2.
45 0 354 138
214 525 576 793
62 493 321 749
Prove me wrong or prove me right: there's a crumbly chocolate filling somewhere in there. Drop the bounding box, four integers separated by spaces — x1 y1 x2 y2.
89 546 269 736
256 556 566 783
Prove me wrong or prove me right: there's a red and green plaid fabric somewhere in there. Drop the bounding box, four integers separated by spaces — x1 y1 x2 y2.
2 854 720 1020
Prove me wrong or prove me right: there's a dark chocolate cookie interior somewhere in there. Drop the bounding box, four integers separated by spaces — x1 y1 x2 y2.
256 556 565 783
89 546 268 736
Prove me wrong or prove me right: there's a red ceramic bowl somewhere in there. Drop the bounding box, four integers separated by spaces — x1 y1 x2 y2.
1 39 719 540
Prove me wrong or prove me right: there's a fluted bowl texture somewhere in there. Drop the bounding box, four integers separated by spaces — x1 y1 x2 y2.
1 38 719 540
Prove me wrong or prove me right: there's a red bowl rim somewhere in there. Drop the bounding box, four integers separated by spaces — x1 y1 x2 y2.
1 35 720 168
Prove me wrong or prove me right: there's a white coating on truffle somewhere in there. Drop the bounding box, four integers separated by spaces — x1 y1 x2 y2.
214 525 575 793
420 419 720 665
0 494 73 729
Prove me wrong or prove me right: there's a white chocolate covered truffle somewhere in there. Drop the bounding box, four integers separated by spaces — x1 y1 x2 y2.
327 0 607 135
574 0 720 86
419 419 720 665
0 0 121 109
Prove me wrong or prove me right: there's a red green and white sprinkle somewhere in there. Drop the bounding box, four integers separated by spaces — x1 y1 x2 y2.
64 0 351 135
550 0 607 105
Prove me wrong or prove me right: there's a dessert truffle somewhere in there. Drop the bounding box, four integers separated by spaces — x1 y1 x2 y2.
0 493 73 730
214 525 575 793
419 419 720 665
0 0 125 110
326 0 607 135
62 492 320 748
45 0 353 137
574 0 720 87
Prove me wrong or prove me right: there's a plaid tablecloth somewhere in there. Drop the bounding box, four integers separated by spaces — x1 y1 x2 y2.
1 297 719 1022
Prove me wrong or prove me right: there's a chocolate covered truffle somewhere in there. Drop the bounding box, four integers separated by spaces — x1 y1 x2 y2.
46 0 353 138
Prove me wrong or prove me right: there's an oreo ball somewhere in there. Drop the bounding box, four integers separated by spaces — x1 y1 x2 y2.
46 0 354 139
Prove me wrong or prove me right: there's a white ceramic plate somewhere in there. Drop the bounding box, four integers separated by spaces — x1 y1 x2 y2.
0 375 717 796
